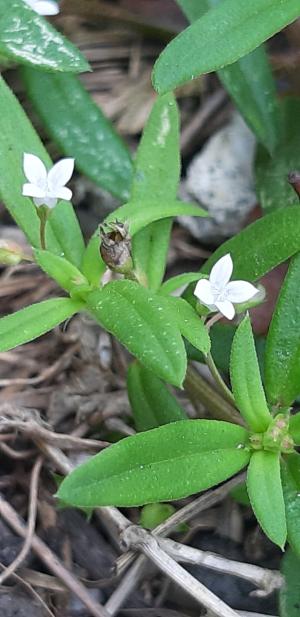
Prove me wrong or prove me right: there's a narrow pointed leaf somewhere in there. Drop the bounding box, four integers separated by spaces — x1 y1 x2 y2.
161 296 211 355
247 450 287 549
160 272 207 296
0 298 82 352
196 206 300 289
265 253 300 407
57 419 250 507
86 280 187 387
127 361 186 432
81 234 106 287
0 0 89 72
34 249 90 294
131 94 180 290
105 199 206 237
280 549 300 617
230 316 271 432
177 0 281 153
153 0 300 93
22 70 133 201
281 453 300 557
0 75 84 267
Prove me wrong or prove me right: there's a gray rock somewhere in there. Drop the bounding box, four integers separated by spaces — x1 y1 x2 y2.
180 114 257 244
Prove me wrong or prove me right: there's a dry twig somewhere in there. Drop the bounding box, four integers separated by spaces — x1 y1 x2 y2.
158 537 283 596
0 495 110 617
0 456 43 584
121 525 241 617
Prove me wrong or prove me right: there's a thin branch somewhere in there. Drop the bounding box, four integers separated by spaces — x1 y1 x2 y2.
0 416 108 451
0 562 55 617
121 525 241 617
206 352 236 406
184 365 243 425
116 471 246 577
0 456 43 584
158 538 283 596
0 495 109 617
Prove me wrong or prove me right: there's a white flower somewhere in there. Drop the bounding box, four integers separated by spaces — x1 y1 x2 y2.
23 0 59 15
22 153 74 209
194 253 259 320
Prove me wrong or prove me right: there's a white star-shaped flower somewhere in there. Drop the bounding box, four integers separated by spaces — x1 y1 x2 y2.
23 0 59 15
194 253 259 320
22 153 74 209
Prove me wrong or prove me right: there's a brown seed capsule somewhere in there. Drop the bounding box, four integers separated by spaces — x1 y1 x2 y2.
288 171 300 201
100 220 133 275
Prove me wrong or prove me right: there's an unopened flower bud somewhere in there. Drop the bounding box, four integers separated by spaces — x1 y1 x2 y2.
0 240 24 265
100 221 133 275
288 171 300 201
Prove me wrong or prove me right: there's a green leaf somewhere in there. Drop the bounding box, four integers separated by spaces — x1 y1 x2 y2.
160 272 207 296
0 75 84 268
230 316 271 432
162 296 211 355
256 98 300 214
197 206 300 287
281 453 300 557
265 253 300 408
219 49 281 154
34 249 90 295
177 0 281 153
57 419 250 507
105 199 207 237
127 361 186 432
140 503 176 530
21 69 132 201
280 549 300 617
247 450 287 549
86 280 187 387
230 482 250 507
290 414 300 446
0 298 82 352
177 0 208 21
0 0 89 73
153 0 300 94
81 234 106 287
131 93 180 290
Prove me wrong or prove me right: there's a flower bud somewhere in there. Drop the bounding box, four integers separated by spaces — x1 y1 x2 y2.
0 240 24 265
100 221 133 275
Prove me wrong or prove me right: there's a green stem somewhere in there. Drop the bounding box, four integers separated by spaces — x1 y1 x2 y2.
206 352 236 406
184 365 243 426
37 206 48 250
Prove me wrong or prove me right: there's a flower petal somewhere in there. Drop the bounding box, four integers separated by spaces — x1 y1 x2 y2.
226 281 259 303
23 153 47 188
22 183 46 198
194 278 215 305
210 253 233 287
24 0 59 14
33 197 45 208
55 186 73 201
33 196 57 209
44 197 58 209
34 0 60 14
215 300 235 320
47 158 74 191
